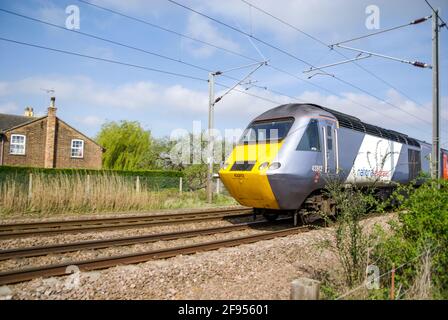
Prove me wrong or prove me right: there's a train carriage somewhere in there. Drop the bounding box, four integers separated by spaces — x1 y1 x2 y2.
219 103 448 221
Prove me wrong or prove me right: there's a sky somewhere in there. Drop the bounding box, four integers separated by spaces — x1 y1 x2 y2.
0 0 447 147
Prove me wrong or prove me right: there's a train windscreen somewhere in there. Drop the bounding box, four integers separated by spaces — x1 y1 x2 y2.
240 118 294 143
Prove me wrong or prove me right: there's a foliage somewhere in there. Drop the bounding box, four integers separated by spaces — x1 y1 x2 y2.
372 179 448 299
0 165 182 178
96 120 152 170
323 175 372 288
0 172 235 216
183 164 208 191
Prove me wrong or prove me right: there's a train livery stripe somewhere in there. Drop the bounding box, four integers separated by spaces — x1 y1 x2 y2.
345 134 403 183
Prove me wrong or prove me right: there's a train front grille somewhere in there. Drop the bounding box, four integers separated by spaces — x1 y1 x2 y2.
230 161 256 171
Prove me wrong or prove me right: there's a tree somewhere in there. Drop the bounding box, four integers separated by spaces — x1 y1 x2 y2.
96 120 152 170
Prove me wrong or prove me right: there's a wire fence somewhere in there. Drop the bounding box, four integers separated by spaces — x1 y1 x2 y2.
336 244 440 300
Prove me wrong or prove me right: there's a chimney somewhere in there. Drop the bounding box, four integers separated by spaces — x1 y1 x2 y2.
44 96 57 168
24 107 34 117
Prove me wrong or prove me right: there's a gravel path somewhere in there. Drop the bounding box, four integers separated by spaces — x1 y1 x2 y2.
1 213 393 300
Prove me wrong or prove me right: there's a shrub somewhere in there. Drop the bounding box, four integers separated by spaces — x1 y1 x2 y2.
372 179 448 299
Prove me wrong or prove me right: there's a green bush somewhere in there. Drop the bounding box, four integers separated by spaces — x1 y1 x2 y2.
0 165 182 177
373 179 448 298
0 165 183 189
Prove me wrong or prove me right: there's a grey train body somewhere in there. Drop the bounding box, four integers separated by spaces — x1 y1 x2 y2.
254 103 443 211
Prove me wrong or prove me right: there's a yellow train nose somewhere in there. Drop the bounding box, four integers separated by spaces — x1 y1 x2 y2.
218 142 283 209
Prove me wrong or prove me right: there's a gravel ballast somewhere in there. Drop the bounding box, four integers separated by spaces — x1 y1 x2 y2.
1 214 393 300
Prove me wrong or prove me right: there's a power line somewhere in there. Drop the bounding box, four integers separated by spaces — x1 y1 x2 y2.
0 8 287 100
424 0 448 30
0 8 211 72
76 0 257 63
166 0 312 66
0 37 206 82
76 0 432 137
332 16 432 45
165 0 432 134
0 36 291 107
240 0 433 123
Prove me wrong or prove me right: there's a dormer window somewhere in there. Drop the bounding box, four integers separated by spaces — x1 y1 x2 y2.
10 134 26 155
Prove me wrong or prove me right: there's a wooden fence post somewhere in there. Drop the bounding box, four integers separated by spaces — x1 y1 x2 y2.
28 173 33 201
290 278 321 300
179 177 183 194
136 176 141 193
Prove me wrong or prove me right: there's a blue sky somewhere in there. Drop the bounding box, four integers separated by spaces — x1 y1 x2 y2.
0 0 447 146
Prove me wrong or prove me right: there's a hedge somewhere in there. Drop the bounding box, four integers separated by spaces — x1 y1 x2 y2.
0 166 183 189
0 165 183 177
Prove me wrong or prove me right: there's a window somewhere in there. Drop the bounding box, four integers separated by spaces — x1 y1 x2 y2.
297 119 320 151
240 118 294 144
71 139 84 158
10 134 26 155
408 149 421 180
327 125 333 150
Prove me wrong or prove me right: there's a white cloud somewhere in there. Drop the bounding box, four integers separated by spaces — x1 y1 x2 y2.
183 14 240 58
77 115 105 127
1 75 444 142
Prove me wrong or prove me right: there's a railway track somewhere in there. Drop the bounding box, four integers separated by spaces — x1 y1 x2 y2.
0 219 291 260
0 225 307 285
0 207 252 239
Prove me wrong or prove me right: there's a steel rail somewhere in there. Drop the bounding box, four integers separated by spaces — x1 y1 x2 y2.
0 208 252 239
0 226 307 285
0 219 291 260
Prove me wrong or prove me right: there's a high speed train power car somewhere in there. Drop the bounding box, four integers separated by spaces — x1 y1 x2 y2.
219 103 448 221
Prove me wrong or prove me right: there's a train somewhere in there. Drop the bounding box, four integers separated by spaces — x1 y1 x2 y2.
219 103 448 222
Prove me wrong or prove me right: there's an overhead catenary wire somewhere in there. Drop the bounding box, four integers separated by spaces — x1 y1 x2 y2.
240 0 434 123
0 37 206 82
76 0 258 63
0 8 292 104
75 0 432 137
332 15 432 45
0 37 290 107
424 0 448 31
166 0 433 131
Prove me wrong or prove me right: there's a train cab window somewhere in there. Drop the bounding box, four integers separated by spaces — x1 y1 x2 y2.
240 118 294 144
297 119 320 152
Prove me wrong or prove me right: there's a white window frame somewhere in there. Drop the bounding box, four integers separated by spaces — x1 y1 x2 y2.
10 134 26 155
71 139 84 158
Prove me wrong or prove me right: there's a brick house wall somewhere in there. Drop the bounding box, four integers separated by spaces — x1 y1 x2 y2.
54 120 103 169
1 99 103 169
2 118 47 167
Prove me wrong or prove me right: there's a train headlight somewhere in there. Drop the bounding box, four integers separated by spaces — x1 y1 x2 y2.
268 162 281 170
258 162 269 170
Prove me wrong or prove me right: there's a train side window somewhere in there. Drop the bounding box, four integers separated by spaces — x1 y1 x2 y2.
326 125 333 150
297 119 320 152
408 149 421 180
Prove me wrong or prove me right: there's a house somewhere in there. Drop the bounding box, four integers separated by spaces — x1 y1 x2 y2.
0 97 103 169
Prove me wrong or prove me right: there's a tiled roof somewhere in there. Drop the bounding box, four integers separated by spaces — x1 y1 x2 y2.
0 113 37 132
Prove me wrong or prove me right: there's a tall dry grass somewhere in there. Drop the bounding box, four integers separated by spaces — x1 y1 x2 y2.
0 173 234 216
